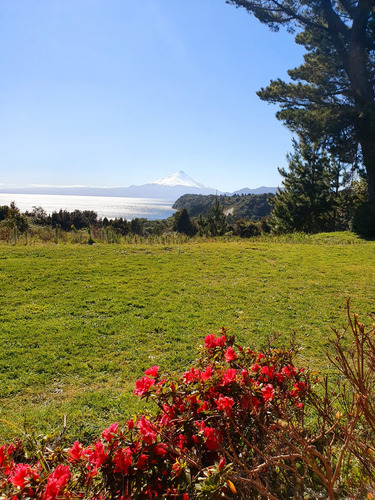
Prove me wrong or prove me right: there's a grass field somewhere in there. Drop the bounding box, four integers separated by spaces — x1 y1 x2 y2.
1 232 375 442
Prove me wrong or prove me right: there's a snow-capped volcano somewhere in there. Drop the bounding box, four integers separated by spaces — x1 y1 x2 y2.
152 171 208 188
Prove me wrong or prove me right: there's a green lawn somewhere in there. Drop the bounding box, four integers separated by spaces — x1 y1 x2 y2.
1 233 374 442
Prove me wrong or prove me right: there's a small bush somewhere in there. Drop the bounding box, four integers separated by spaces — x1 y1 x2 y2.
232 219 261 237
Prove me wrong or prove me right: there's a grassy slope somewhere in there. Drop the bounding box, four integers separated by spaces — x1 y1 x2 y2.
1 234 374 442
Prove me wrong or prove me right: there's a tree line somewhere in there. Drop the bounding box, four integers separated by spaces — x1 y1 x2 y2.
0 203 167 240
0 173 369 243
0 200 263 241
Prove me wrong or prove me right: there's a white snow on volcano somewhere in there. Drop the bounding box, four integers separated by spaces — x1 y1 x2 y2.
152 170 208 188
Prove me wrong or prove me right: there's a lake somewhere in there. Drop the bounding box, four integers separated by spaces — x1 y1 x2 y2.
0 193 176 220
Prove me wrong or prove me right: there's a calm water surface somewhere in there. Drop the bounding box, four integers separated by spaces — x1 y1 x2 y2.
0 193 176 220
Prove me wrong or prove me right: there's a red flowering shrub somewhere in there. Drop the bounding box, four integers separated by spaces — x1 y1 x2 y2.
0 328 313 499
1 308 375 499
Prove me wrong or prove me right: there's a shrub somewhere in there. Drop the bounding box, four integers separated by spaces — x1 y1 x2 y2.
232 219 261 237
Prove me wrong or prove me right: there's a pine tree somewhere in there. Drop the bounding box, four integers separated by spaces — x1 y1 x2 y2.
173 208 196 236
196 197 228 236
207 196 228 236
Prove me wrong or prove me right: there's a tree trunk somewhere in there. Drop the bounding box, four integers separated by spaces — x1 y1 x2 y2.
356 103 375 203
326 3 375 201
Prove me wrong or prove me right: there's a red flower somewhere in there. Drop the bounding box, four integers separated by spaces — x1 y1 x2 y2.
10 463 34 489
241 394 260 410
201 366 213 380
290 381 307 398
127 419 135 430
136 415 157 444
113 447 132 474
0 446 14 477
175 434 187 451
89 442 108 469
224 346 237 362
281 364 297 378
162 403 176 418
154 443 168 456
182 367 201 383
261 383 275 402
197 401 208 413
204 334 226 349
215 335 226 347
102 422 119 442
0 445 7 468
215 394 235 414
134 376 155 397
203 427 221 451
68 441 85 463
43 465 71 500
145 365 160 377
222 368 237 385
204 334 216 349
276 372 286 384
137 454 148 470
187 394 199 405
218 457 226 470
261 365 275 379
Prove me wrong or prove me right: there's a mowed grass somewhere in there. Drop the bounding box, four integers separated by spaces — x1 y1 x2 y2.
1 233 375 442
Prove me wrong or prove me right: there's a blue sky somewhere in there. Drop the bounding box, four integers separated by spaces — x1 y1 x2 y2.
0 0 305 192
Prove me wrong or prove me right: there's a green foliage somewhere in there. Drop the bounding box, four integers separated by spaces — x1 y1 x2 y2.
173 194 216 218
206 197 228 236
142 218 170 236
196 196 228 236
130 218 146 236
0 206 10 222
269 138 337 233
108 217 130 236
173 208 196 236
336 179 368 231
51 209 98 231
27 206 50 226
230 193 272 220
0 203 29 243
232 218 261 237
173 193 273 220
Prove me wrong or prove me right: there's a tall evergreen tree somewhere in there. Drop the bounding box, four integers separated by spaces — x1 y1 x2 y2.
207 196 228 236
196 196 228 236
173 208 196 236
227 0 375 204
269 138 335 233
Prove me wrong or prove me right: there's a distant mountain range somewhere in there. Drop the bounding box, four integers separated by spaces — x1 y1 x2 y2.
0 171 277 200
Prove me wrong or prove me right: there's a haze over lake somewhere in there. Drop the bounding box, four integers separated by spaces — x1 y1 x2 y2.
0 193 176 220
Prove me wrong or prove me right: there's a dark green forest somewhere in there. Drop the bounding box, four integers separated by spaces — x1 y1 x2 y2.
172 193 272 220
